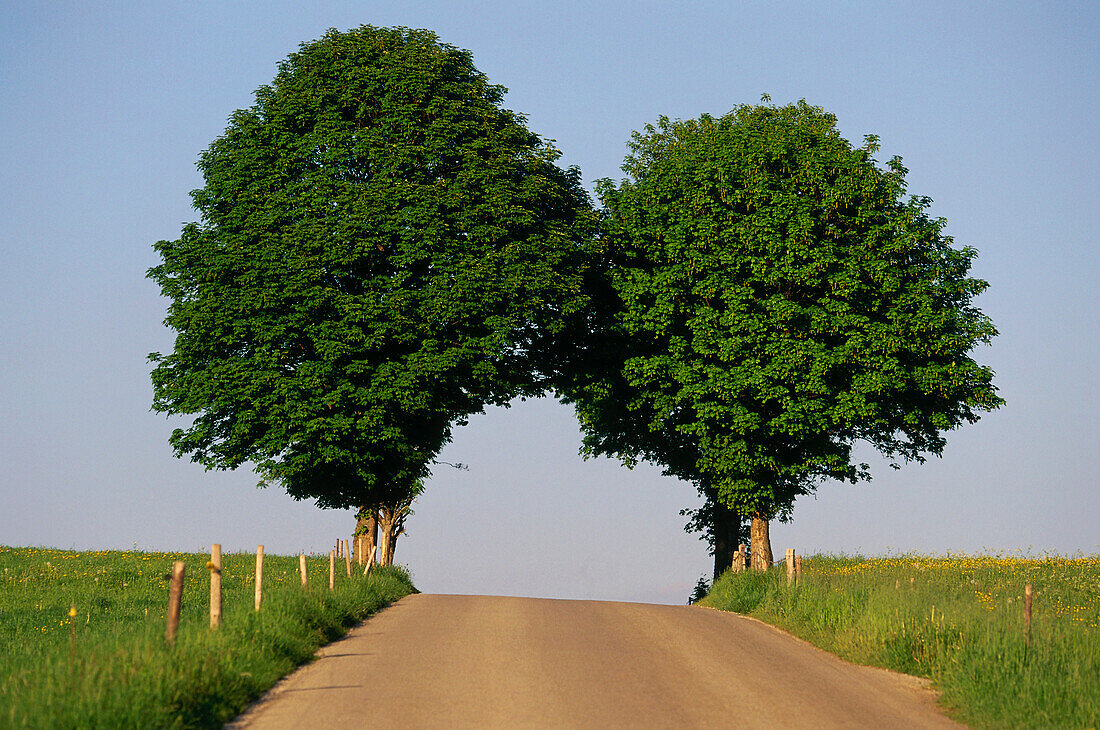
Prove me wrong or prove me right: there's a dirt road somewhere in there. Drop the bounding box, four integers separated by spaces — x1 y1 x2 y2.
230 594 961 729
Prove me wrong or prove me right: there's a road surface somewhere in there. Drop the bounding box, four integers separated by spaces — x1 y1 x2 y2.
229 594 961 729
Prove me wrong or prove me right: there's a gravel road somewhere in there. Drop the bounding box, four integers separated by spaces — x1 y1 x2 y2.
229 593 962 729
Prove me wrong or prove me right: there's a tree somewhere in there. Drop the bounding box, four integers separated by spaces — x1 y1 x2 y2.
558 100 1002 578
148 26 594 517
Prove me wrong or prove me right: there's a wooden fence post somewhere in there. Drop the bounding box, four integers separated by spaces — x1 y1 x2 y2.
209 544 222 629
795 553 803 584
356 535 362 566
329 550 336 590
1025 583 1033 646
344 539 351 577
786 548 795 585
299 554 308 587
166 561 185 645
363 541 376 575
254 545 264 611
732 544 746 573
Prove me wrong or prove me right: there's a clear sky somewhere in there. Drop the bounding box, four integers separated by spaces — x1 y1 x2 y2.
2 1 1097 604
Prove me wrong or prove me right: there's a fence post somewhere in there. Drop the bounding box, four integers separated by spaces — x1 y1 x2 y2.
254 545 264 611
785 548 795 585
1025 583 1033 646
732 544 745 573
329 549 336 590
796 553 803 585
209 544 222 629
299 554 308 587
166 561 185 644
344 539 352 577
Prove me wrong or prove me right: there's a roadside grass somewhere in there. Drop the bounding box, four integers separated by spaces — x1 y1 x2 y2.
701 553 1100 729
0 546 416 729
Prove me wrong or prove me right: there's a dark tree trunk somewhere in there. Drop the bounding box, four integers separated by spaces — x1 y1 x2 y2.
711 501 742 583
367 514 377 558
750 513 773 571
389 530 400 564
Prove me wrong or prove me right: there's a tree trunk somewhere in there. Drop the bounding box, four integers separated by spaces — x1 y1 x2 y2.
750 513 773 571
711 501 742 583
388 531 400 565
367 514 378 563
378 509 396 566
355 508 377 566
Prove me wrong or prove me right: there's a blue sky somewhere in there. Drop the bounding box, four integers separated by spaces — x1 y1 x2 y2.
2 1 1097 604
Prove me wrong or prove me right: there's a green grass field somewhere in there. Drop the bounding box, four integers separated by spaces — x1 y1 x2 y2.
701 553 1100 729
0 545 416 729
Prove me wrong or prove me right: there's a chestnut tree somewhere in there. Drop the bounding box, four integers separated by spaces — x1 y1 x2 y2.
559 100 1002 577
149 26 594 517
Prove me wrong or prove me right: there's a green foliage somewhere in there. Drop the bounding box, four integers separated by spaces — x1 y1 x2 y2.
148 26 595 508
0 546 415 728
688 575 711 604
560 100 1002 519
701 554 1100 728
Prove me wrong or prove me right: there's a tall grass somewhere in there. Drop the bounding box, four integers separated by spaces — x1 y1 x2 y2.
0 546 416 728
701 554 1100 728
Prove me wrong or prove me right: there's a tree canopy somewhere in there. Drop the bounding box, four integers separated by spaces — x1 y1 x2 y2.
558 101 1002 559
148 26 594 509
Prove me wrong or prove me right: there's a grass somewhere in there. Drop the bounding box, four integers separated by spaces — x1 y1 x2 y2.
700 553 1100 729
0 545 417 729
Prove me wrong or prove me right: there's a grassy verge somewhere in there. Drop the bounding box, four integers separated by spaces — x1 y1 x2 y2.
0 546 416 728
700 554 1099 729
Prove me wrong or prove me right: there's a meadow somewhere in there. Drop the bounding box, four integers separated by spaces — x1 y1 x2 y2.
0 545 416 729
701 553 1100 729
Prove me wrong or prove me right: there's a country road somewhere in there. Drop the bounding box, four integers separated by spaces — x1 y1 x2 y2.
229 594 962 729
